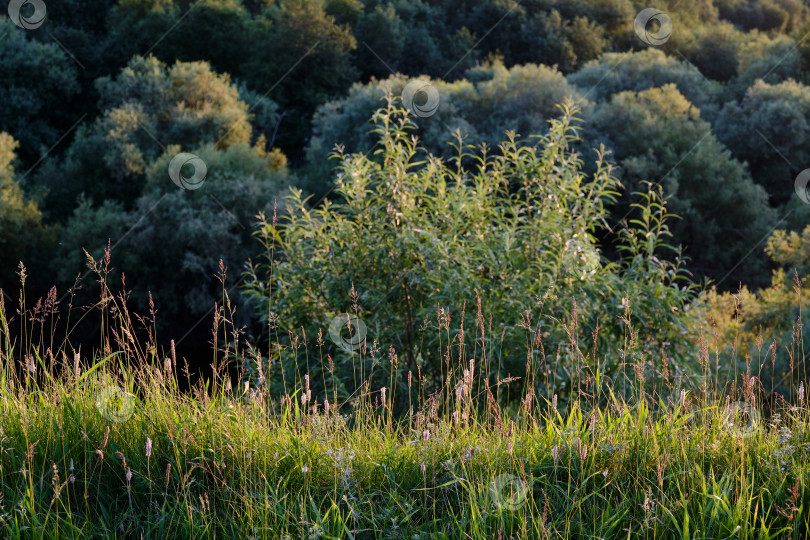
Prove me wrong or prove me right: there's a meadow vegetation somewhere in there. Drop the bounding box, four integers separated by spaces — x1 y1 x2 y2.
1 101 809 538
3 0 810 537
1 229 809 538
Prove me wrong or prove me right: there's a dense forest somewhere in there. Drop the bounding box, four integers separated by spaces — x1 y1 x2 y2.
2 0 810 399
6 1 810 536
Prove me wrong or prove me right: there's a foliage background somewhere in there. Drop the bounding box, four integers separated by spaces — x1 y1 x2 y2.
1 0 810 399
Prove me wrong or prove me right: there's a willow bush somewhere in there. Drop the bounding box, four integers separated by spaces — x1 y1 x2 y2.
244 96 700 415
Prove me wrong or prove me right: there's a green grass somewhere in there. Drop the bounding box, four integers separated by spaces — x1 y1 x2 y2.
1 352 810 538
1 264 809 539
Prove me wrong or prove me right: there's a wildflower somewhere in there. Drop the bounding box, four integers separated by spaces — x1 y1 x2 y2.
324 399 330 415
145 437 152 458
423 430 430 441
50 463 62 503
601 442 625 453
420 462 426 473
552 446 558 460
307 524 324 540
578 440 588 462
641 488 656 527
302 465 309 474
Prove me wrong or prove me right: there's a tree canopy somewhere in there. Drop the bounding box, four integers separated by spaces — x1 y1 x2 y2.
1 0 809 383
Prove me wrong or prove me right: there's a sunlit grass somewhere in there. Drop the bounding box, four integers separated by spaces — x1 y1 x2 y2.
1 258 809 538
1 348 809 538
